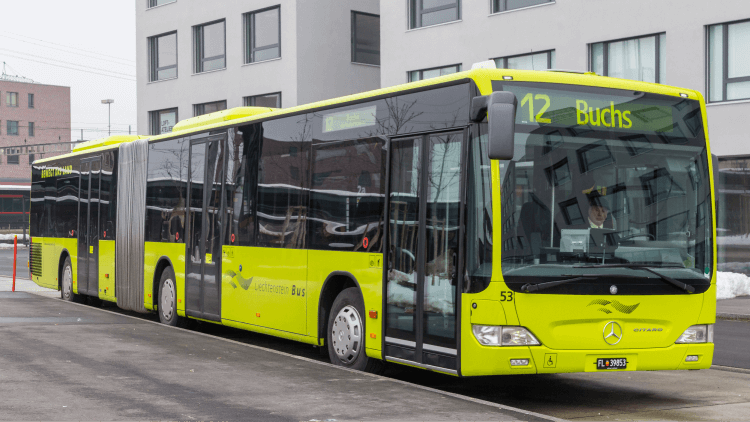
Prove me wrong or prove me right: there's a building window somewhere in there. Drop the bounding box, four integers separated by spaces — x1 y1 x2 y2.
29 154 35 164
148 0 176 7
410 0 460 29
352 12 380 65
6 92 18 107
148 31 177 81
408 64 461 82
495 50 555 70
709 19 750 103
149 108 178 135
194 20 226 73
244 92 281 108
492 0 553 13
29 122 35 137
194 100 227 116
7 154 19 165
590 33 666 83
28 93 34 108
244 6 281 64
7 120 19 135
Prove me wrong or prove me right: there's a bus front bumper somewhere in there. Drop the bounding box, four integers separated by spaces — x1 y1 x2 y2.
460 343 714 376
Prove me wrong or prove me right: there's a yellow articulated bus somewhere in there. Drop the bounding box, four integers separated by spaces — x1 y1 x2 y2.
29 68 716 376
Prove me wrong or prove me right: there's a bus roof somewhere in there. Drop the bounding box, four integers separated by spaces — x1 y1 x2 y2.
35 68 704 164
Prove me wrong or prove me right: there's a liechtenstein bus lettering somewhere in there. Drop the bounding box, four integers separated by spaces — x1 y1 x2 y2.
28 67 716 376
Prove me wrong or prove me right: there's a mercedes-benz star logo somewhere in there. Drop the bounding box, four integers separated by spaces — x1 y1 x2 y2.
603 321 623 345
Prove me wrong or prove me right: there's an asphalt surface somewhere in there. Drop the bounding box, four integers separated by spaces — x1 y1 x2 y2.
0 292 554 421
3 259 750 420
1 291 747 421
0 247 28 279
713 319 750 370
101 297 750 421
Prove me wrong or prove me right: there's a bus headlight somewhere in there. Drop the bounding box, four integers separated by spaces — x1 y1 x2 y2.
676 324 714 344
472 325 541 346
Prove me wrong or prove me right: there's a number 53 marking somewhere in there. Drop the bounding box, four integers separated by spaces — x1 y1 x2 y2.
500 291 514 302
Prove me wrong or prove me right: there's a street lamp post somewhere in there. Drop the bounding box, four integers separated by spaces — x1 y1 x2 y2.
101 99 114 136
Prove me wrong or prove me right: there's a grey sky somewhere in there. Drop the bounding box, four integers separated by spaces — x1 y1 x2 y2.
1 0 137 143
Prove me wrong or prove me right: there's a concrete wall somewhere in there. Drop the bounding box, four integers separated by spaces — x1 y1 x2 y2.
0 81 70 183
296 0 380 105
136 0 300 134
380 0 750 155
137 0 381 135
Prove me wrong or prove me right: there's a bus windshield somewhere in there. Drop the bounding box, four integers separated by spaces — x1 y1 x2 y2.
495 82 712 287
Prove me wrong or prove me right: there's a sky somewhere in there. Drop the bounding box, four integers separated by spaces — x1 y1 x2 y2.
1 0 137 142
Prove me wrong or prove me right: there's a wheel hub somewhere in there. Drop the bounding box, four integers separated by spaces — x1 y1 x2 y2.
331 305 362 364
161 278 175 321
62 265 72 300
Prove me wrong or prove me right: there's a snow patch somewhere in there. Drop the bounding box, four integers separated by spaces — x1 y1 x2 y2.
0 234 28 241
717 271 750 300
718 262 750 276
716 235 750 246
0 243 27 249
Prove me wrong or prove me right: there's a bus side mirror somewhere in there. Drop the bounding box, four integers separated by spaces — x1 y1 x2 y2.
471 92 517 160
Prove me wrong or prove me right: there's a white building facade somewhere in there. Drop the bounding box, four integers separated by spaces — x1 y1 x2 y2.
136 0 380 135
381 0 750 156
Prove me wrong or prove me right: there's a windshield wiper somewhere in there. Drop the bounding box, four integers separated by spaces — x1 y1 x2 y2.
521 276 592 293
573 264 695 293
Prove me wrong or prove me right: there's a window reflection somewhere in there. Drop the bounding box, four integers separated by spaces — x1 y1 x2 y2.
498 86 712 283
145 137 189 243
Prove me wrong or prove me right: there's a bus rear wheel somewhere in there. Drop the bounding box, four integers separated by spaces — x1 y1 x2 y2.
158 267 178 326
327 287 384 374
60 256 83 303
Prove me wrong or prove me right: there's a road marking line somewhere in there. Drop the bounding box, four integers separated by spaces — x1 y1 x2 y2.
710 365 750 375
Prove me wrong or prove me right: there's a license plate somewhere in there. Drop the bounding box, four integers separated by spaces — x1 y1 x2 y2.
597 358 627 370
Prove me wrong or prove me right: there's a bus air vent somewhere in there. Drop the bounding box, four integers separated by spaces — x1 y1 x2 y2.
171 107 279 133
30 243 42 277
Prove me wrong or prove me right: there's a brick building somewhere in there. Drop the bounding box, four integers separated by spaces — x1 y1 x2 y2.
0 80 71 184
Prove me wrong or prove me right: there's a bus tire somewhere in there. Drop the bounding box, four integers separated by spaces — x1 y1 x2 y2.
158 267 179 326
60 256 84 303
327 287 385 374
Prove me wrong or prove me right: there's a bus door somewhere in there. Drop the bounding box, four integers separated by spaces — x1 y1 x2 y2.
384 130 464 374
77 157 101 296
185 133 226 321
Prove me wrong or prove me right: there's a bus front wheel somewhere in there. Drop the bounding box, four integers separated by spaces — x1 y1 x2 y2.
60 256 84 303
327 287 384 374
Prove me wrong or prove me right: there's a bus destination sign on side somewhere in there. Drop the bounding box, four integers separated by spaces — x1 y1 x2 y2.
323 105 377 133
500 84 676 134
41 165 73 178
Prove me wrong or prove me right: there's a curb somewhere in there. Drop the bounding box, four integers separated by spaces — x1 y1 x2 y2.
26 291 566 422
711 365 750 375
717 313 750 321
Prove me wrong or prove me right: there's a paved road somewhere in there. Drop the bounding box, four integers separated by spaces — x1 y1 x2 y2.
714 318 750 370
111 305 750 421
0 292 553 421
39 295 750 421
4 276 750 420
0 247 28 279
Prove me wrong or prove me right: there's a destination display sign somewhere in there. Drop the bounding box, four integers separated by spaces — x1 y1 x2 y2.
323 105 377 133
497 83 677 134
